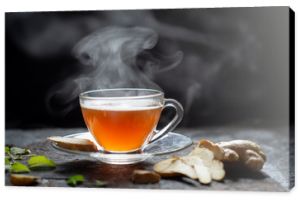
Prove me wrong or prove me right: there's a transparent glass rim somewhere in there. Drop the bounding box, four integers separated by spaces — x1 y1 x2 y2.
79 88 164 100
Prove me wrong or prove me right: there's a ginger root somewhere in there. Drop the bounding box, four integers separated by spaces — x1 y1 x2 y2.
153 139 265 185
131 170 160 184
198 139 266 171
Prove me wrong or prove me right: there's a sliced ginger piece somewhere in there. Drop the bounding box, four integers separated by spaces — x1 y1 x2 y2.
210 160 226 181
10 174 39 186
189 147 214 162
198 139 226 160
48 136 98 152
154 149 225 184
180 156 212 184
167 159 198 179
182 154 225 184
194 163 212 184
153 156 197 179
131 170 160 184
153 156 180 177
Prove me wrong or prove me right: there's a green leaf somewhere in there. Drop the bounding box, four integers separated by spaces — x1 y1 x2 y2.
10 147 31 155
5 157 10 165
95 180 108 187
27 155 56 170
10 162 30 173
66 175 85 187
5 146 10 154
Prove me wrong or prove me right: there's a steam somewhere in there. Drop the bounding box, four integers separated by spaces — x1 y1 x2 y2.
46 26 183 116
43 10 259 120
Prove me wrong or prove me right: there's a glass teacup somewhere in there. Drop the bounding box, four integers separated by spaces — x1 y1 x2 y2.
79 88 183 162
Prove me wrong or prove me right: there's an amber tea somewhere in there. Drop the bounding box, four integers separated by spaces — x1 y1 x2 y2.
81 105 162 152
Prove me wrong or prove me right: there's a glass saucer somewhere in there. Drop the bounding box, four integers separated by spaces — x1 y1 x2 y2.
51 131 192 165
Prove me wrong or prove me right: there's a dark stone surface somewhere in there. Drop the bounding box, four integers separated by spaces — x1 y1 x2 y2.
5 127 293 191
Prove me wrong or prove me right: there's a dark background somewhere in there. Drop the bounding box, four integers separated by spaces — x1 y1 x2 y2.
5 7 290 129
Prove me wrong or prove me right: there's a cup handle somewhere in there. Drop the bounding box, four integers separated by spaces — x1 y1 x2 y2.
148 99 184 143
